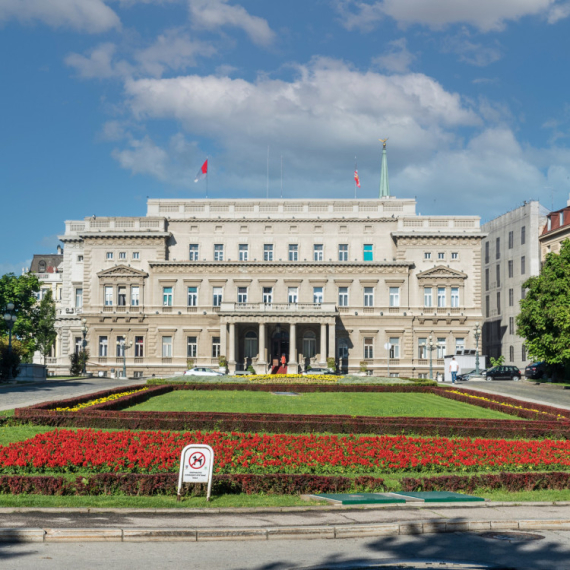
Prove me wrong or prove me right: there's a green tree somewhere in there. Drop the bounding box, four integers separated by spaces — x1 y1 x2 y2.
517 239 570 370
489 356 505 367
34 289 57 364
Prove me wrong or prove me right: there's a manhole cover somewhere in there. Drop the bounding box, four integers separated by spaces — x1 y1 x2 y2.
479 531 544 542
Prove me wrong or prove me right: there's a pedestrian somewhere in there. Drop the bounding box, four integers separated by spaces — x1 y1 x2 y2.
281 354 286 367
449 357 459 384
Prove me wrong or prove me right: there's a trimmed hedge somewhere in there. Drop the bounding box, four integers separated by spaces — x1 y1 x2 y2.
401 471 570 494
0 473 385 497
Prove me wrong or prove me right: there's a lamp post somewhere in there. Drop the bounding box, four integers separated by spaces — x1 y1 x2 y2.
118 338 133 379
3 303 17 381
427 335 437 380
474 322 481 375
81 319 88 375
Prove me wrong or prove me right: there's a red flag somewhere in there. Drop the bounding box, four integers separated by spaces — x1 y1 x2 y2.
354 169 361 188
194 159 208 183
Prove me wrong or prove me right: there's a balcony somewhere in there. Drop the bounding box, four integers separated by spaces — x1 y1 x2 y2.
219 302 337 315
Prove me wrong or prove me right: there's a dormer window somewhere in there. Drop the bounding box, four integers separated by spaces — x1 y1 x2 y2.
38 261 46 273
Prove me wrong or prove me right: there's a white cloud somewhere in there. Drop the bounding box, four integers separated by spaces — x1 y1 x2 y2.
0 0 120 33
372 38 416 73
337 0 569 32
188 0 275 46
65 43 133 79
442 28 502 66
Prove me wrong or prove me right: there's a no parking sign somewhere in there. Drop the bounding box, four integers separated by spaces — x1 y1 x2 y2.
177 444 214 501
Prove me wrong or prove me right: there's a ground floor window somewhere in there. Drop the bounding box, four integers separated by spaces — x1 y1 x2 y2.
187 336 197 358
135 336 144 357
418 338 426 359
364 337 374 359
303 332 316 358
162 336 172 357
244 331 258 357
212 336 221 358
99 336 108 357
389 337 400 359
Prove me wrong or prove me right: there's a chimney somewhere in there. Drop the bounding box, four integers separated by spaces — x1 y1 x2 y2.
57 245 63 255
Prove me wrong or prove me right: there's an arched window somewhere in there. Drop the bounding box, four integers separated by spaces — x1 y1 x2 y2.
244 331 258 358
509 346 514 362
303 331 316 358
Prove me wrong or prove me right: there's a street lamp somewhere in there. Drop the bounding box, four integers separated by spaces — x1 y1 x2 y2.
118 338 133 379
427 335 437 380
474 322 481 375
81 319 88 375
3 302 17 380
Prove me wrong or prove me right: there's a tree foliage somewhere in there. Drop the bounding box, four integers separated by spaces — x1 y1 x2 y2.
517 239 570 366
490 356 505 367
35 289 57 364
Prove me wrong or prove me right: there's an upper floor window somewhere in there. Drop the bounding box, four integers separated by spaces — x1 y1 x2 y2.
508 231 514 249
214 244 224 261
106 252 113 260
438 252 445 260
163 286 173 306
118 286 127 306
339 244 348 261
508 260 513 278
313 287 323 304
119 252 126 260
485 268 489 291
363 244 373 261
424 287 433 307
521 225 526 245
131 286 139 306
239 244 248 261
389 287 400 307
212 287 223 307
187 286 198 307
263 287 273 304
485 242 489 264
486 295 490 317
496 237 500 259
77 255 84 262
497 291 501 314
508 288 514 307
424 252 432 260
104 286 113 306
237 287 248 304
451 287 459 308
75 288 83 308
189 244 199 261
364 287 374 307
313 244 323 261
451 252 458 260
264 244 274 261
521 256 526 275
496 264 501 287
437 287 446 307
288 287 298 303
132 252 140 260
288 244 298 261
338 287 349 307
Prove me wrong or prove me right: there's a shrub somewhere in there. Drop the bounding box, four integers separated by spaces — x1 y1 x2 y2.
359 361 368 373
327 357 336 372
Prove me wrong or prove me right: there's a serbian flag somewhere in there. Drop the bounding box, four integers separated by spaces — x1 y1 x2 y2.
354 169 361 188
194 160 208 183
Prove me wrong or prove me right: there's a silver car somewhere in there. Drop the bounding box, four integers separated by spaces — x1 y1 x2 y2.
184 367 224 376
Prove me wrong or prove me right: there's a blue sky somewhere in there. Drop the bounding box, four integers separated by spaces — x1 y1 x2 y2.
2 0 570 274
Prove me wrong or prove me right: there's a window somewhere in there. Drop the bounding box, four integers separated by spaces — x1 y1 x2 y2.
338 244 348 261
437 287 446 308
187 286 198 306
211 337 220 358
363 244 373 261
162 336 173 357
496 237 500 259
521 256 526 275
509 346 514 362
508 231 514 249
364 287 374 307
118 286 126 306
338 287 349 307
486 295 490 317
104 286 113 306
288 287 298 303
116 336 125 357
163 286 173 306
119 252 126 260
451 252 458 260
389 287 400 307
509 317 514 335
239 244 248 261
508 288 514 307
189 244 199 261
213 287 223 307
244 331 258 358
437 338 446 359
485 268 489 291
75 337 82 354
455 338 465 352
508 260 513 278
288 244 298 261
496 264 500 287
418 338 427 358
438 252 445 260
263 287 273 304
303 332 316 358
264 244 274 261
522 346 527 362
389 337 400 359
485 242 489 264
135 336 144 357
75 288 83 309
313 287 323 304
99 336 108 357
237 287 248 303
451 287 459 308
132 252 140 260
424 252 432 260
187 336 197 358
214 244 224 261
497 291 501 314
424 287 433 307
313 244 323 261
521 226 526 245
561 211 565 226
364 338 374 359
106 252 113 260
77 255 84 262
521 287 526 300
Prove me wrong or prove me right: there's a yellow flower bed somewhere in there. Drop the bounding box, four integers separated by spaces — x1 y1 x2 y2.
248 374 338 384
53 388 149 412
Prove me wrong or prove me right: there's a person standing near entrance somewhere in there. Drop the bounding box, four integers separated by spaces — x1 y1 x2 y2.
281 354 286 367
449 357 459 384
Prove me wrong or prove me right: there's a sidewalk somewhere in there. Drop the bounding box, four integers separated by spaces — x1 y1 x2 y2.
1 502 569 542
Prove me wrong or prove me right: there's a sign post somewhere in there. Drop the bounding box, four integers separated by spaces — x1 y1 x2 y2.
177 444 214 502
384 342 392 378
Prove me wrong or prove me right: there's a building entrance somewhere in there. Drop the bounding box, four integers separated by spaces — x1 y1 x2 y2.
270 326 289 372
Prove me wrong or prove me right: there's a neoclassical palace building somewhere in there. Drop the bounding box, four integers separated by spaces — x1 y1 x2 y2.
49 195 484 378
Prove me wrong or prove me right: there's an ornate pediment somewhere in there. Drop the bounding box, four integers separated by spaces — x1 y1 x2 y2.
97 265 148 278
416 265 467 280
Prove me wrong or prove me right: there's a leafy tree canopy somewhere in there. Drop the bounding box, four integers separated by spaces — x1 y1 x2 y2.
517 239 570 365
35 289 57 363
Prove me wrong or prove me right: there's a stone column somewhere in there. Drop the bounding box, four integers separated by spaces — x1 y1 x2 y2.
256 322 266 374
289 322 298 373
320 322 327 366
220 321 227 359
328 320 336 364
228 322 236 373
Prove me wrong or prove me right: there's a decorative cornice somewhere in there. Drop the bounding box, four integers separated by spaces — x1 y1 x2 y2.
168 217 397 223
80 232 170 240
416 265 468 280
97 265 149 278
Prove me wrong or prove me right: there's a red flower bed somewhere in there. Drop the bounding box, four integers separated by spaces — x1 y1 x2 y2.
2 429 570 476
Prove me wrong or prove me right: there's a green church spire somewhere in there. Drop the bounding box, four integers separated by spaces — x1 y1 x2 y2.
379 138 390 198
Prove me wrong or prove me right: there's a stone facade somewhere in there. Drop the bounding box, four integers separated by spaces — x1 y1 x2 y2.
50 198 484 378
539 195 570 260
481 201 549 370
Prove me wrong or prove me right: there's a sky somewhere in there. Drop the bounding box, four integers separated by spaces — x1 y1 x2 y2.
2 0 570 274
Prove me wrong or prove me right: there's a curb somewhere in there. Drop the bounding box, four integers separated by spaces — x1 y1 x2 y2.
1 519 570 543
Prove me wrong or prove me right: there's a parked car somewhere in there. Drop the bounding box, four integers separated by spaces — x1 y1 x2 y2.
303 367 333 376
485 365 522 381
184 367 224 377
525 361 547 379
456 369 486 381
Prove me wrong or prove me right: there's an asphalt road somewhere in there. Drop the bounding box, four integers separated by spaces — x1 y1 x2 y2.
0 377 146 411
1 531 569 569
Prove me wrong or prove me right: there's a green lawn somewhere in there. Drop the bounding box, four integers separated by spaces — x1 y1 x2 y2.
127 390 516 420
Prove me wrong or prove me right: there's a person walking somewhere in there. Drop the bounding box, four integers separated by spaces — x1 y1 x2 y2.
281 354 286 368
449 357 459 384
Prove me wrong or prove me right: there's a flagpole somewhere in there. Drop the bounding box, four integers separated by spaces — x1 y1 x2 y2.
354 156 357 199
280 155 283 199
266 145 269 199
206 156 209 199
